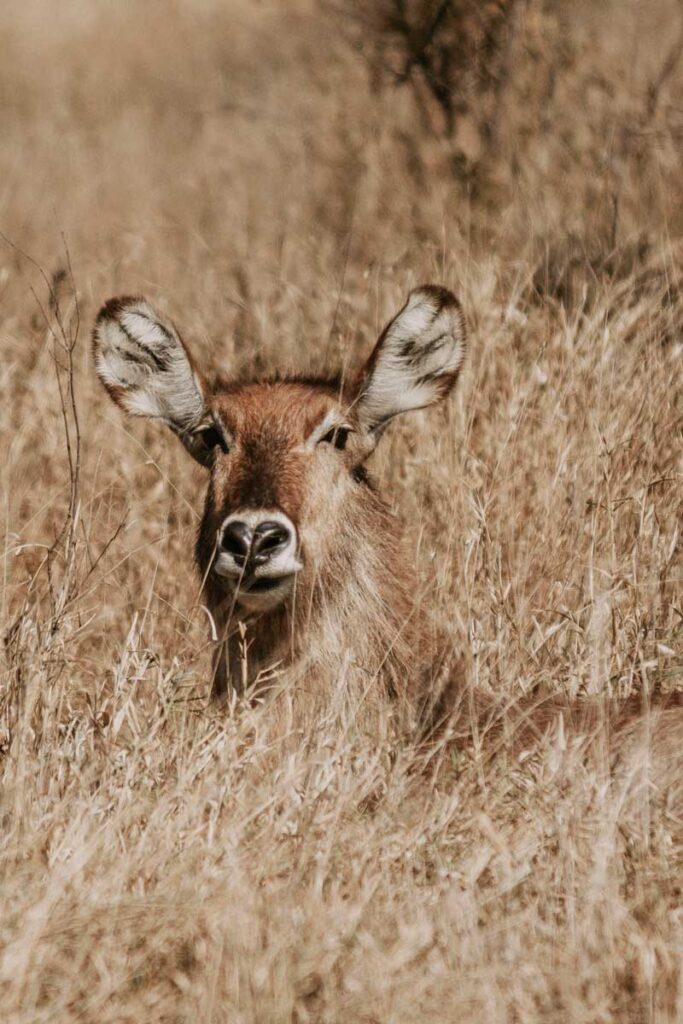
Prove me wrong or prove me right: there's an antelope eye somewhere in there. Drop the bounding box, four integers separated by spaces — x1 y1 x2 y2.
197 425 229 454
318 426 351 451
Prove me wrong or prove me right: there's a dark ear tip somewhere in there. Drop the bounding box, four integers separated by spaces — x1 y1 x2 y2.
409 284 461 311
92 296 148 362
410 284 467 347
95 295 147 326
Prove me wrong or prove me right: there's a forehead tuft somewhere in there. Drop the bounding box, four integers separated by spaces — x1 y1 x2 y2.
211 379 346 436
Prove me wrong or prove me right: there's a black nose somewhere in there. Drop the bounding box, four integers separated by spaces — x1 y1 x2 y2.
251 521 291 564
220 520 291 566
220 520 252 564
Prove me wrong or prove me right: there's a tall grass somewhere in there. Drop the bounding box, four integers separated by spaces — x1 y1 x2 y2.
0 1 681 1020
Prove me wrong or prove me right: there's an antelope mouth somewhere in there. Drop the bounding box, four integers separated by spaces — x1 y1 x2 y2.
213 557 300 610
231 571 297 611
243 575 293 594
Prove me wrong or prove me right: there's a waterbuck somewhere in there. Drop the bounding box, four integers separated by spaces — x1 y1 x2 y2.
92 282 682 796
93 286 466 708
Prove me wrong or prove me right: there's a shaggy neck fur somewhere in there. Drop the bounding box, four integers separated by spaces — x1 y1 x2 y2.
207 489 435 720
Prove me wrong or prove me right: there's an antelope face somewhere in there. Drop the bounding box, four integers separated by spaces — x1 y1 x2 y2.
93 287 466 614
200 381 360 612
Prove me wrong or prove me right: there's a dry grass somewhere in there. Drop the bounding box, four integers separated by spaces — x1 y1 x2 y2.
1 1 682 1021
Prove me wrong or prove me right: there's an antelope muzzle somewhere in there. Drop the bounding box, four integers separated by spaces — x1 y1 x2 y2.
213 509 303 611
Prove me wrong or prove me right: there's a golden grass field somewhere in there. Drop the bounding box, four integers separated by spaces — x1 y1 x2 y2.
1 1 682 1020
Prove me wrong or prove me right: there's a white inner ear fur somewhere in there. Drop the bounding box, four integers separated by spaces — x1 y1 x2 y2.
356 287 466 431
94 299 206 434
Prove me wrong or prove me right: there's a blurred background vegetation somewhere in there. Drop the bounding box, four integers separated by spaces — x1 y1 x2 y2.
0 3 682 1021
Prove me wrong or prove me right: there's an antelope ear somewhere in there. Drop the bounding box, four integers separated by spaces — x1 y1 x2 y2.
93 296 211 464
355 285 466 435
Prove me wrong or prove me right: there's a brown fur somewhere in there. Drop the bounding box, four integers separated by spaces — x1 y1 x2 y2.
92 286 471 714
195 380 434 708
92 289 680 762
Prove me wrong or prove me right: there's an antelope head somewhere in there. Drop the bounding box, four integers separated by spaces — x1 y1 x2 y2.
93 286 466 694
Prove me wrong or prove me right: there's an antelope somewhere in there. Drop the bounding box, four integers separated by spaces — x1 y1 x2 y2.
92 283 683 797
93 286 466 712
